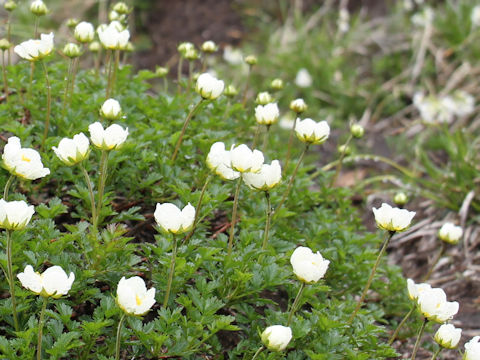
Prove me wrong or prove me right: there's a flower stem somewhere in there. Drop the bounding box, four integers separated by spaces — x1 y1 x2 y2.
171 99 204 162
251 346 264 360
284 112 299 169
274 143 309 217
68 57 80 105
388 306 415 345
184 174 212 244
95 150 109 228
3 174 15 200
2 50 8 103
40 60 51 150
348 231 395 324
34 16 39 38
177 57 183 94
242 64 252 106
252 124 261 149
115 313 127 360
411 318 428 360
36 297 48 360
423 242 445 281
287 282 305 326
6 13 11 65
187 60 193 92
262 125 271 153
61 58 74 122
227 176 242 257
163 234 178 307
330 134 353 187
110 50 120 97
105 50 113 98
430 348 442 360
79 163 97 234
261 191 272 251
6 229 19 331
27 62 35 103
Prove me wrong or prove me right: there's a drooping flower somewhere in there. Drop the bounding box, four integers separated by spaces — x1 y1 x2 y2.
206 142 240 181
88 122 128 150
261 325 292 352
2 136 50 180
295 118 330 145
243 160 281 191
0 199 35 230
195 73 224 100
230 144 264 173
17 265 74 298
255 103 279 125
154 202 195 234
372 203 415 232
417 287 459 323
434 324 462 349
116 276 156 316
14 32 54 61
52 133 90 166
290 246 330 283
438 222 463 245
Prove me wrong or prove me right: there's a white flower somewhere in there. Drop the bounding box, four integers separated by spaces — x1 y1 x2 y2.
417 287 459 323
337 8 350 33
295 68 312 88
372 203 416 232
407 278 431 301
0 199 35 230
17 265 74 298
434 324 462 349
464 336 480 360
438 222 463 245
14 32 54 61
201 40 217 53
255 103 279 126
230 144 264 173
295 118 330 145
256 91 273 105
223 45 243 65
206 142 240 181
88 122 128 150
116 276 156 316
74 21 95 43
472 6 480 27
243 160 281 191
290 246 330 283
289 98 307 114
261 325 292 352
2 136 50 180
52 133 90 166
195 73 224 100
413 92 455 124
154 202 195 234
100 98 122 120
450 90 475 117
97 22 129 50
411 7 434 27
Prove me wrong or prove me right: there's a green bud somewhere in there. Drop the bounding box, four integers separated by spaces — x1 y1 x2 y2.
245 55 257 66
113 2 129 14
89 41 101 53
201 40 217 53
0 39 12 51
270 78 284 90
30 0 48 16
4 1 17 11
350 124 365 138
155 66 169 77
338 144 351 155
178 42 194 54
66 18 79 28
184 48 199 60
394 192 408 206
289 98 307 113
63 43 82 58
224 84 238 97
256 91 273 105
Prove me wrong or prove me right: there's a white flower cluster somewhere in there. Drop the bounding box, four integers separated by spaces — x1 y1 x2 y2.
413 90 474 124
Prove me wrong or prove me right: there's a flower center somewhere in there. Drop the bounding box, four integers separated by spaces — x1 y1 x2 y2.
135 295 143 306
21 154 31 162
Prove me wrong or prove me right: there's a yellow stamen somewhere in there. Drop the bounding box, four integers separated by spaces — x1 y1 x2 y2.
21 154 31 162
135 295 142 306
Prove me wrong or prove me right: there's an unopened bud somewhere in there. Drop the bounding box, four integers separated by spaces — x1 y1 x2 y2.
155 66 168 77
350 124 365 138
113 2 129 14
245 55 257 66
184 48 199 60
289 98 307 114
201 40 217 53
256 91 273 105
4 1 17 11
0 39 12 51
178 42 194 54
224 84 238 97
89 41 101 52
270 78 284 90
30 0 48 16
66 18 79 28
394 192 408 206
63 43 82 58
338 144 351 155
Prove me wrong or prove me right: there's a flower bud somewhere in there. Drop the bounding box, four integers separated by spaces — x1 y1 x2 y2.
290 246 330 283
195 73 224 100
89 41 101 52
338 144 351 155
0 39 12 51
109 10 126 23
201 40 217 53
224 84 238 97
350 123 365 138
66 18 79 28
393 192 408 206
30 0 48 16
261 325 292 352
0 199 35 230
184 48 199 60
438 222 463 245
155 66 168 77
289 98 307 114
100 98 122 120
74 21 95 43
434 324 461 349
113 2 130 14
4 1 17 11
255 91 273 105
245 54 257 65
63 43 81 58
178 42 194 54
270 78 284 90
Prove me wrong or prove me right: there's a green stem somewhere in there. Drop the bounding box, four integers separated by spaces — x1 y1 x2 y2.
7 13 11 65
261 191 272 251
183 174 212 244
68 57 80 105
330 134 353 187
61 58 73 121
36 297 48 360
187 60 193 92
348 231 395 323
227 176 242 256
79 163 97 234
2 50 8 103
95 150 109 229
251 346 264 360
388 306 415 344
105 50 113 98
163 77 168 93
423 242 445 281
177 57 183 93
242 65 252 106
3 174 15 200
287 282 306 326
34 16 39 38
40 60 51 150
284 112 299 170
115 313 127 360
252 124 261 149
110 50 120 98
430 348 442 360
411 319 428 360
262 125 271 153
274 144 309 217
163 234 178 307
171 99 204 162
27 62 35 102
6 229 19 331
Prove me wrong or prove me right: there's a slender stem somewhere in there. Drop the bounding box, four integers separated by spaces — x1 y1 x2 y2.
95 150 109 228
40 60 51 150
27 62 35 102
177 57 183 94
184 174 212 244
2 50 8 103
3 174 15 200
430 348 442 360
34 16 39 38
163 77 168 93
274 144 309 216
261 191 272 251
80 163 97 234
262 125 271 153
6 229 19 331
163 234 178 307
36 297 48 360
251 346 264 360
330 134 353 187
423 242 445 281
115 313 127 360
284 113 299 169
171 99 204 162
110 50 120 98
68 57 80 105
227 176 243 256
242 65 252 106
287 282 306 326
411 319 428 360
348 231 395 323
252 124 261 149
105 50 113 98
388 306 416 344
61 58 73 121
187 60 193 92
7 13 11 65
